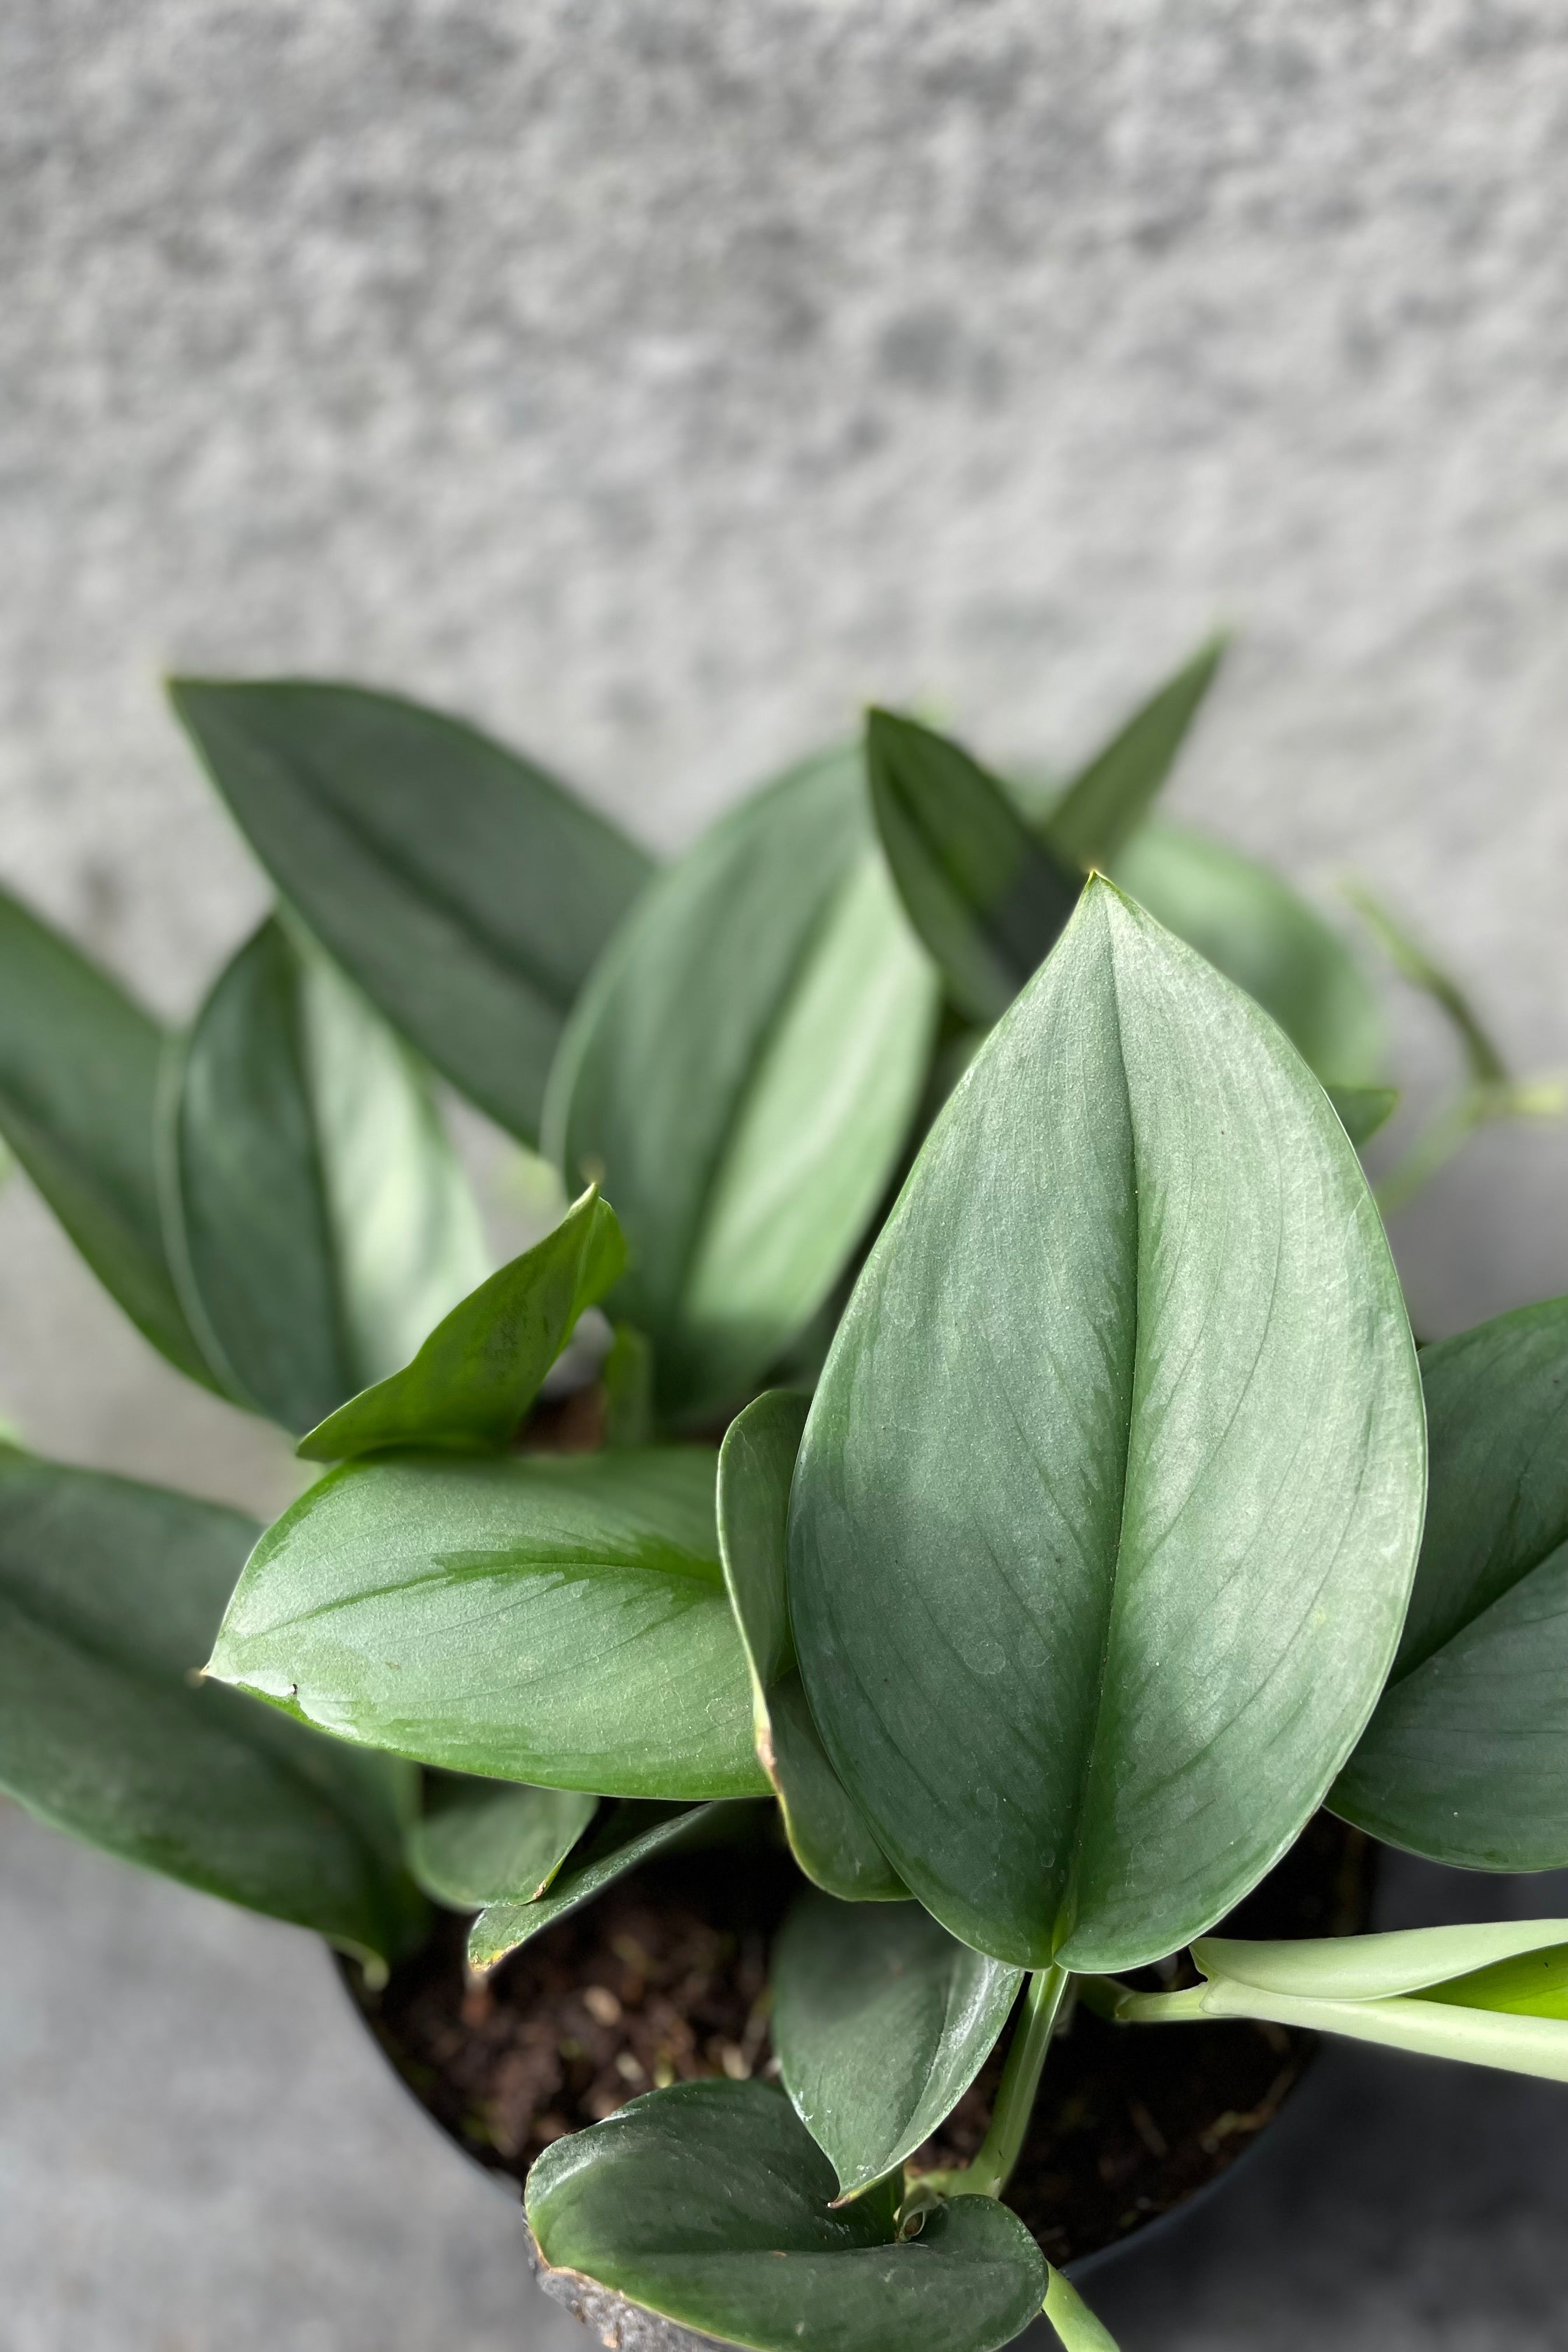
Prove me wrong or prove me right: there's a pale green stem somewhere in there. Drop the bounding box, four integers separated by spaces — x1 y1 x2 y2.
1374 1076 1566 1218
1043 2263 1124 2352
913 1964 1070 2203
1081 1970 1568 2084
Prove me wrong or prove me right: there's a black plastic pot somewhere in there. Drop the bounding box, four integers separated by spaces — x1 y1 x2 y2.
340 1814 1374 2351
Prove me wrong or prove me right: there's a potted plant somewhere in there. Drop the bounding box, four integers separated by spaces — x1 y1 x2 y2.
0 648 1563 2352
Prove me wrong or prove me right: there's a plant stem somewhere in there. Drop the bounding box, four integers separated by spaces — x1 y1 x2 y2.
1374 1077 1566 1218
914 1964 1070 2203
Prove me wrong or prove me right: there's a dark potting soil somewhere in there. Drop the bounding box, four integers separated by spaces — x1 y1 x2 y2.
350 1812 1369 2269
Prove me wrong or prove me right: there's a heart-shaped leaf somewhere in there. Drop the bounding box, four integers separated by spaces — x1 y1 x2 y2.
771 1890 1022 2197
469 1798 723 1970
0 1450 424 1969
526 2077 1046 2352
718 1392 903 1901
1042 633 1227 872
0 887 219 1390
867 712 1082 1026
1111 822 1382 1083
545 749 940 1422
169 917 489 1434
1333 1296 1568 1869
299 1187 623 1460
408 1777 598 1910
169 680 653 1143
790 879 1424 1971
207 1447 768 1803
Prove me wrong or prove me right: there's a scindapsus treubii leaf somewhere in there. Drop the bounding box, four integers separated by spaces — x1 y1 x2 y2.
789 876 1426 1972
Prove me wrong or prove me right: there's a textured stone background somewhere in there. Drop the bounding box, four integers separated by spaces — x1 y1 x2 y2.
2 2 1566 2346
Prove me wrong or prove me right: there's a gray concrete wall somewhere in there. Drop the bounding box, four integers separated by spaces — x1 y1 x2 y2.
3 4 1567 2346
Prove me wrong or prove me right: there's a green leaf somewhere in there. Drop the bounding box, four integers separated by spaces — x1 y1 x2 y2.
0 887 219 1390
1111 822 1384 1083
545 750 940 1422
1043 2267 1123 2352
866 712 1082 1026
169 917 489 1434
526 2077 1046 2352
1332 1296 1568 1869
1042 633 1227 872
0 1450 423 1969
718 1393 904 1901
408 1776 598 1910
790 878 1425 1971
207 1447 768 1802
299 1187 622 1461
169 680 653 1143
1420 1942 1568 2020
470 1797 720 1969
1325 1083 1399 1147
771 1891 1022 2197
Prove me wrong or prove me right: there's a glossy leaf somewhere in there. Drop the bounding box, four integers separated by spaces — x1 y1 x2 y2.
169 679 653 1142
1112 822 1383 1083
1043 632 1227 871
0 887 218 1389
718 1393 903 1901
170 918 488 1433
545 750 940 1422
470 1798 720 1969
207 1447 768 1802
1326 1084 1399 1147
1334 1297 1568 1869
790 879 1425 1971
526 2077 1046 2352
0 1450 423 1968
299 1188 622 1460
771 1891 1022 2196
867 711 1082 1026
408 1776 598 1910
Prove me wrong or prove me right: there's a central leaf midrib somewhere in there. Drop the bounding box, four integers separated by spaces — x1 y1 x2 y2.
1054 920 1142 1953
253 1538 726 1633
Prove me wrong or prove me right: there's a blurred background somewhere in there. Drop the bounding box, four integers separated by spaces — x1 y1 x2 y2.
2 4 1565 2347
